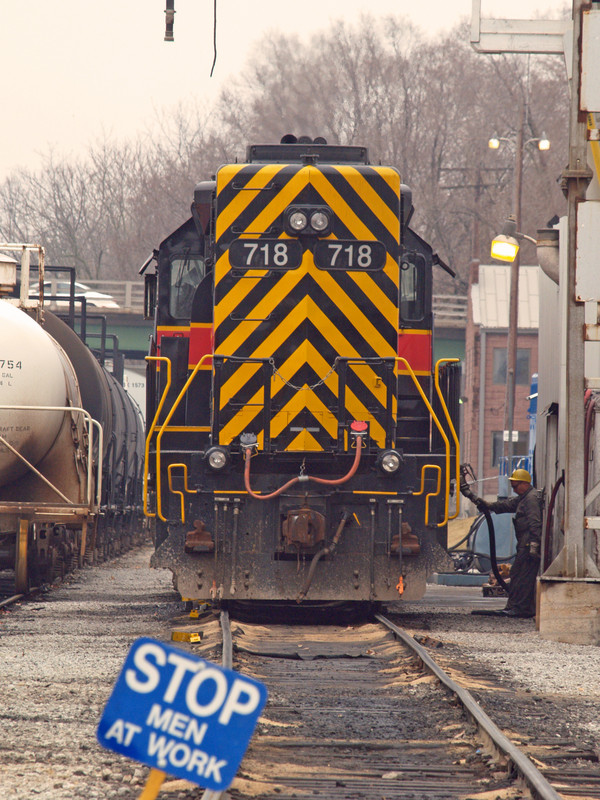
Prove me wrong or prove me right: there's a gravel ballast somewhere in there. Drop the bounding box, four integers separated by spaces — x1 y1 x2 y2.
1 550 600 799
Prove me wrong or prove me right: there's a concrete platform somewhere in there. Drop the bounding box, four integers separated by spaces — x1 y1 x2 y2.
538 577 600 644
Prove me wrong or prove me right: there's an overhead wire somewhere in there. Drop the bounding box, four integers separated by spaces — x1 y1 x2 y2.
210 0 218 77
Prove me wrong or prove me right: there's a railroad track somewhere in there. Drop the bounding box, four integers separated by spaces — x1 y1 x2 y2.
184 610 570 800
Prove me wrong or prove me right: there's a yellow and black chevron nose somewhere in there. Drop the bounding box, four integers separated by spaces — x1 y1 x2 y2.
213 161 401 452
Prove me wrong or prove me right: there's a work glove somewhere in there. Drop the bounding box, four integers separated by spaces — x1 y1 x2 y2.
529 540 541 558
459 466 470 496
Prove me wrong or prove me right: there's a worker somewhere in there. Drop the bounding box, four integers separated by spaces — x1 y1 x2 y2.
460 468 542 619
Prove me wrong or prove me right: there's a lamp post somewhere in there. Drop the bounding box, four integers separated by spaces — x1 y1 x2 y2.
488 107 550 486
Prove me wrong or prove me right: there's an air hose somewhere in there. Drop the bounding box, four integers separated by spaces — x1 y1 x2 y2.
479 504 510 593
243 435 364 500
296 511 352 603
460 464 509 593
543 472 564 572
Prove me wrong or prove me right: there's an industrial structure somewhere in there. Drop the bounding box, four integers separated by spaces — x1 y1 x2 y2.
472 0 600 644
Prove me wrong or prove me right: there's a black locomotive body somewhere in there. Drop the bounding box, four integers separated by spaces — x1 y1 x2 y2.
144 139 460 605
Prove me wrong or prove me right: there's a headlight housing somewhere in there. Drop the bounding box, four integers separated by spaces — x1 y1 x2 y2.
205 446 230 471
377 449 403 474
284 205 332 236
310 210 330 232
288 210 308 232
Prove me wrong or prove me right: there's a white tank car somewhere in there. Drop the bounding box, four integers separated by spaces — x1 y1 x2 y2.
0 275 144 593
0 302 73 486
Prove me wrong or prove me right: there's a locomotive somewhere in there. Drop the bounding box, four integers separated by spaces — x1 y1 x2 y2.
0 247 145 594
143 136 461 606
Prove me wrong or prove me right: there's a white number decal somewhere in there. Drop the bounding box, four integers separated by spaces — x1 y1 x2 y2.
314 239 383 270
328 243 343 266
273 242 288 266
243 241 289 267
231 238 302 269
327 243 372 267
243 243 258 266
358 244 372 267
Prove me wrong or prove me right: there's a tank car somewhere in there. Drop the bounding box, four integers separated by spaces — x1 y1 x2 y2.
0 247 145 593
143 136 461 607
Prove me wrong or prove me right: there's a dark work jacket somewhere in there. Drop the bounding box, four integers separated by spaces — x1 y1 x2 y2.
485 486 543 549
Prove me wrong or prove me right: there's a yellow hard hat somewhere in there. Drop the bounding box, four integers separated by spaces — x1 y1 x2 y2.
510 468 531 483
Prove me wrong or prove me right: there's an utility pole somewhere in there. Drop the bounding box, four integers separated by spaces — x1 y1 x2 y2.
503 102 525 477
560 0 591 579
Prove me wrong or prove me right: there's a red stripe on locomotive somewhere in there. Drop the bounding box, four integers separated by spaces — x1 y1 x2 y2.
397 330 432 373
189 324 213 366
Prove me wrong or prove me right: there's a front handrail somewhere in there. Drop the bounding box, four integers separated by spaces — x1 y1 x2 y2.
434 358 461 521
143 356 172 518
412 464 442 526
154 354 213 521
146 352 455 527
394 357 451 527
167 463 196 523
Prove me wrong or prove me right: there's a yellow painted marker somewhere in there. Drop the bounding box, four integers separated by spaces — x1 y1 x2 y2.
171 631 203 643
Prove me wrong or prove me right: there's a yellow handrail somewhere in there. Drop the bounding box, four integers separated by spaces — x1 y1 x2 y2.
155 354 213 521
167 463 195 523
143 356 172 518
412 464 442 526
434 358 461 521
395 357 451 527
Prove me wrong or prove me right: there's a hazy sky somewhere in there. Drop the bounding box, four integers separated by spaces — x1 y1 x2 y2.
1 0 567 181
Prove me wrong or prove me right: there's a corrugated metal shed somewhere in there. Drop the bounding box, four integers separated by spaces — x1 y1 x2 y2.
472 265 539 330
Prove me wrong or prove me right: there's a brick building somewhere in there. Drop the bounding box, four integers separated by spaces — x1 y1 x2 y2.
462 262 539 500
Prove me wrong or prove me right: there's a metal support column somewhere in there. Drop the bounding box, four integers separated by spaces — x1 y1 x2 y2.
545 0 593 579
15 518 29 594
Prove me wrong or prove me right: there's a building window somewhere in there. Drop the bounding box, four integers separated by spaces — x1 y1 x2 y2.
492 348 531 385
491 430 529 468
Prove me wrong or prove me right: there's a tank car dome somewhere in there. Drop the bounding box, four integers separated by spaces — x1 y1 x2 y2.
0 303 68 486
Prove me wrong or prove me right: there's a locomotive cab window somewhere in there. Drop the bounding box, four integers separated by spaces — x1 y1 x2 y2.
169 255 205 319
400 254 425 322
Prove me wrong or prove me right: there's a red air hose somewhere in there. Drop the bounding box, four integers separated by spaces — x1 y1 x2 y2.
309 438 363 485
243 436 364 500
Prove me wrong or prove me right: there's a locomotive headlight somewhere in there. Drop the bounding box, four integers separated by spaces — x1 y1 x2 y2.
378 449 403 474
310 210 330 232
288 211 308 232
205 446 229 471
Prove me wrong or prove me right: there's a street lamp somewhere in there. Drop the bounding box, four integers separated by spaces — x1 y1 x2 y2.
488 110 550 488
491 216 537 262
488 132 550 152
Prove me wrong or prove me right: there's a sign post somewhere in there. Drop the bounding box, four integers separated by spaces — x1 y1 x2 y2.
97 637 268 795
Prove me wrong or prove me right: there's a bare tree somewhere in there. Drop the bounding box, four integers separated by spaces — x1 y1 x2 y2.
216 18 569 292
0 16 569 291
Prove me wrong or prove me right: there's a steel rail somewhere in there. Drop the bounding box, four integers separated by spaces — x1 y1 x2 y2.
0 594 24 608
200 610 233 800
375 613 562 800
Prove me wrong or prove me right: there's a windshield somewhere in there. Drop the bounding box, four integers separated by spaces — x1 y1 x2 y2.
169 256 205 319
399 254 425 322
